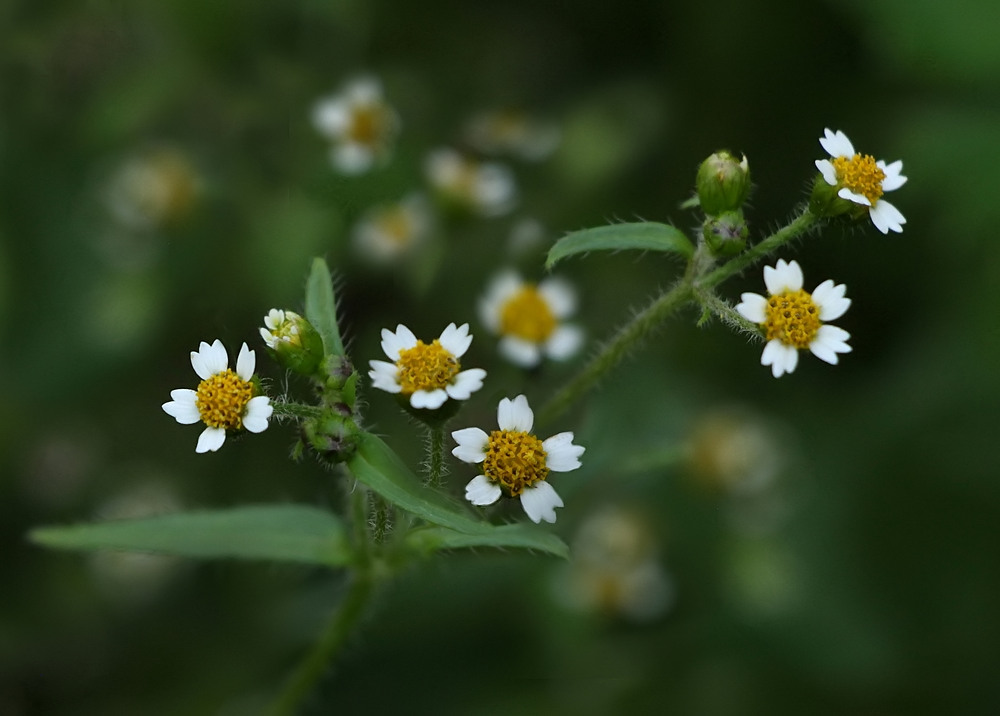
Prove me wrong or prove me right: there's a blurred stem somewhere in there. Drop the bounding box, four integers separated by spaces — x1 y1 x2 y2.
271 401 324 420
268 571 375 716
538 209 822 425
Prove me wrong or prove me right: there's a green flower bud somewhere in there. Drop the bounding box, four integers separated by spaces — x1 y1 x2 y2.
259 309 325 377
808 173 865 220
302 413 361 463
696 151 751 216
702 210 748 257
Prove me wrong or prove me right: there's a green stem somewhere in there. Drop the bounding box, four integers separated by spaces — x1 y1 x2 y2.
425 425 446 488
271 401 325 420
268 572 375 716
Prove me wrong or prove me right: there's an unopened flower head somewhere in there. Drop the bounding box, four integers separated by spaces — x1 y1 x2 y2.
735 259 851 378
260 309 324 376
463 109 561 162
424 148 517 217
312 76 400 174
813 128 907 234
479 270 583 368
451 395 584 524
368 323 486 410
162 340 273 453
352 194 432 263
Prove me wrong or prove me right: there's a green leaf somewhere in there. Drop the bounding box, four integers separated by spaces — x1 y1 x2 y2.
348 433 568 557
305 257 345 357
405 525 569 558
29 505 352 567
546 222 694 270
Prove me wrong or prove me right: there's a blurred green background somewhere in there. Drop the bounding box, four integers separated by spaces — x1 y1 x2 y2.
3 0 1000 713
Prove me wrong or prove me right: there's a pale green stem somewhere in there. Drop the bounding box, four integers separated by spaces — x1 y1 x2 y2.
271 401 325 420
424 425 446 488
268 572 375 716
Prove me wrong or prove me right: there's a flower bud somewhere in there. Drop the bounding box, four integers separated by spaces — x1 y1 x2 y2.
702 211 748 257
808 173 864 220
302 414 361 463
696 151 751 216
259 309 325 377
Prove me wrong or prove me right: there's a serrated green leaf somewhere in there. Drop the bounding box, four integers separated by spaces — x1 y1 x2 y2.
349 433 567 557
29 505 352 567
305 257 345 357
546 222 694 270
405 525 569 558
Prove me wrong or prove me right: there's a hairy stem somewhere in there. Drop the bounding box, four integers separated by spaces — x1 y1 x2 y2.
270 401 325 420
424 425 446 488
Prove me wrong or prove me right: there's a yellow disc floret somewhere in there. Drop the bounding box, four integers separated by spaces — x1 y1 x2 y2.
483 429 549 496
832 153 886 205
349 105 390 146
764 290 821 349
195 370 254 430
395 340 460 394
375 206 415 247
500 286 556 342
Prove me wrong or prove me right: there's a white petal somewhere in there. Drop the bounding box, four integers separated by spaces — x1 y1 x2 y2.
479 272 522 332
542 432 584 472
264 309 284 331
332 143 375 175
736 293 767 323
838 187 871 207
761 339 797 378
815 159 838 186
312 99 350 136
242 396 273 433
203 339 229 376
381 325 417 360
196 426 226 453
764 259 802 295
498 394 533 432
474 162 517 216
438 322 472 357
869 200 906 234
544 325 584 361
811 324 852 363
811 280 851 321
344 76 382 104
819 128 854 158
260 328 277 348
537 278 577 318
465 475 502 506
451 427 489 463
499 336 542 367
410 389 448 410
368 360 402 393
878 160 907 191
446 368 486 400
235 343 255 381
162 389 200 424
520 482 563 524
190 342 213 380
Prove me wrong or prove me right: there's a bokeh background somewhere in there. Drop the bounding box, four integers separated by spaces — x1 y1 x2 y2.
3 0 999 713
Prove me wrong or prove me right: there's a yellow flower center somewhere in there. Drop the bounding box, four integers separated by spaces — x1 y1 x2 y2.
831 153 885 205
483 430 549 496
764 290 821 349
395 340 460 394
375 206 415 246
348 104 390 146
195 370 254 430
500 286 556 342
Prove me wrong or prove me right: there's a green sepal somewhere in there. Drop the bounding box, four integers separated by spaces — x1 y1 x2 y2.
546 222 694 270
305 257 345 357
29 505 353 567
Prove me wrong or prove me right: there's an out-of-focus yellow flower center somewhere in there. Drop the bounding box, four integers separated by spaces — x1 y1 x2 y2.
500 286 556 342
395 340 459 394
348 104 391 146
484 430 548 496
764 290 820 349
375 206 415 246
832 154 885 205
195 370 253 430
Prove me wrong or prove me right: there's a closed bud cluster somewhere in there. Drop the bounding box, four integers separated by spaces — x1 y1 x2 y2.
260 310 325 377
702 210 748 257
696 151 751 216
302 413 362 463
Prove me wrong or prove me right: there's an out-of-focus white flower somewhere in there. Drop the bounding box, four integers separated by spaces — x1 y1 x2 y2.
736 259 851 378
352 194 432 262
479 270 583 367
463 109 561 161
815 128 907 234
451 395 584 524
162 340 273 453
105 148 199 231
368 323 486 410
687 408 783 496
424 148 517 217
312 76 400 174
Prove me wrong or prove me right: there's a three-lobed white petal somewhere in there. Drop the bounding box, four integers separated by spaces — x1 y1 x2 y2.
520 482 564 524
498 394 534 432
196 426 226 454
736 292 768 323
438 322 472 358
542 432 584 472
869 200 906 234
763 259 803 295
811 280 851 321
451 428 489 463
162 389 200 424
380 324 418 360
465 475 502 506
446 368 486 400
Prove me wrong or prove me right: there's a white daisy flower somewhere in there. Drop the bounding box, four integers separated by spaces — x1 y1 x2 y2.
162 340 273 453
311 76 400 174
815 128 907 234
479 270 583 368
352 193 432 263
463 109 561 162
451 394 584 524
368 323 486 410
735 259 852 378
105 148 199 231
424 147 517 217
